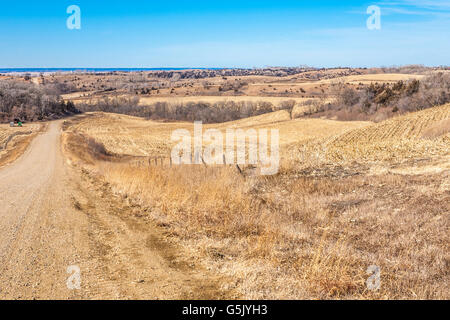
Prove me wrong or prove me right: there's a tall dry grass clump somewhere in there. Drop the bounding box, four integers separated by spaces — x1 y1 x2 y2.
99 164 267 239
91 160 449 299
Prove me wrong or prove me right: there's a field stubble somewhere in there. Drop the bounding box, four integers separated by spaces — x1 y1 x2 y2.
63 104 449 299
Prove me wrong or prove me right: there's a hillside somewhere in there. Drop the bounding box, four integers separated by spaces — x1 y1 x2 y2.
60 105 449 299
324 103 450 162
65 110 370 158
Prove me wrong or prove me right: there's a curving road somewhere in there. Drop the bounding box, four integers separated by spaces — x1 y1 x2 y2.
0 121 229 299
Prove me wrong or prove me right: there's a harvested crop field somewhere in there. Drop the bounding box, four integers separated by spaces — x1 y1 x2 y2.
61 104 449 299
289 103 450 165
65 110 369 158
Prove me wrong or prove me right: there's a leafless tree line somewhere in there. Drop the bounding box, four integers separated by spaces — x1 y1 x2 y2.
0 81 80 122
76 97 296 123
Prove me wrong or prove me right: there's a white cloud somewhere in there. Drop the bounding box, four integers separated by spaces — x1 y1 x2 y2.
348 0 450 17
377 0 450 10
376 0 450 15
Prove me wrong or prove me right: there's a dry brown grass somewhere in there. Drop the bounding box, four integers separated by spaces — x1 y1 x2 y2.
63 105 450 300
323 73 425 85
0 123 42 167
422 118 450 139
68 95 319 107
0 123 38 146
86 161 449 299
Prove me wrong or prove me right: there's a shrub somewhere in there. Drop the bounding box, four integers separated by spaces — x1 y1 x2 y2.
318 73 450 121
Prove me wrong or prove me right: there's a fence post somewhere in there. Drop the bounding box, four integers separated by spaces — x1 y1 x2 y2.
201 156 207 168
236 164 243 176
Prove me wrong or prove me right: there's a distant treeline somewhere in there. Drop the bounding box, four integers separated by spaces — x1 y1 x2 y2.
0 81 80 122
76 97 295 123
150 67 317 79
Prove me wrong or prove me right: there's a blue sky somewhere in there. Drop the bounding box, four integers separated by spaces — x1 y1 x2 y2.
0 0 449 68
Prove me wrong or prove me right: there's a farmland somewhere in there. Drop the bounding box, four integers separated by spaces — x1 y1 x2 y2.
65 110 369 158
61 103 450 299
0 67 448 300
1 0 450 303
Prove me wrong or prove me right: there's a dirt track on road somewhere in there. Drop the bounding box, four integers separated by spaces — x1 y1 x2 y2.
0 121 230 300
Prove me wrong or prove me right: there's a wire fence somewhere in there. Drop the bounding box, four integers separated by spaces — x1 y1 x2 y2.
128 154 248 176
